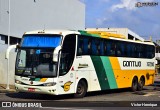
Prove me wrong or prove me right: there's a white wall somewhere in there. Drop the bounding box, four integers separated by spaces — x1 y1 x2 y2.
0 0 85 38
0 0 85 85
0 52 16 85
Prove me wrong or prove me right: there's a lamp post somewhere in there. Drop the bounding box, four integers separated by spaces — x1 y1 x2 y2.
6 0 10 90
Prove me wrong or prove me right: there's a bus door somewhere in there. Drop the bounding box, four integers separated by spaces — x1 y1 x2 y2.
56 34 77 95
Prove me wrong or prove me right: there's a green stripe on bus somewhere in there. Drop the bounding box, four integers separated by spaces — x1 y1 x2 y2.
29 78 41 81
100 57 118 89
78 30 100 38
91 56 110 90
35 78 41 81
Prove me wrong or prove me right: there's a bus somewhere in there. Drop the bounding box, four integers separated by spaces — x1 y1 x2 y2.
15 29 156 98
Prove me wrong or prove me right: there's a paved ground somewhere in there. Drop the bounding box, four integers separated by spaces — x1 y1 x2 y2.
0 85 160 110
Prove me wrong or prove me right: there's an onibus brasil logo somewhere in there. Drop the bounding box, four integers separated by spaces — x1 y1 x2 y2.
135 2 158 7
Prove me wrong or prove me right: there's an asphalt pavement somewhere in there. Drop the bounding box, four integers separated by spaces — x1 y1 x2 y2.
0 75 160 110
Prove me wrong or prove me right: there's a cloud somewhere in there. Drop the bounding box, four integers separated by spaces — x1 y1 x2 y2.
111 0 137 11
111 0 155 12
85 0 159 41
151 24 160 39
101 0 110 2
96 17 108 25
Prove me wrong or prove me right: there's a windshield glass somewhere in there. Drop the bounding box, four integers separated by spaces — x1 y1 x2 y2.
16 48 57 77
21 34 61 48
15 34 62 77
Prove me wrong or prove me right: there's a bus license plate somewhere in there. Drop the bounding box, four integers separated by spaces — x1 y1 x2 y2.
28 88 35 92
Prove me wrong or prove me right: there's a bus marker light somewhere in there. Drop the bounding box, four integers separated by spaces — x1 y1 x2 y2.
71 67 74 71
15 80 21 84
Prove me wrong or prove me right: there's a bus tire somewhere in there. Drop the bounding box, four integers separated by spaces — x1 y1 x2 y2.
137 77 145 91
74 80 87 98
131 77 138 92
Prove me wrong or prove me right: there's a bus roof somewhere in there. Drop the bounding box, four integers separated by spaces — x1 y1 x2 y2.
24 29 80 36
24 29 154 46
79 30 155 46
79 30 126 39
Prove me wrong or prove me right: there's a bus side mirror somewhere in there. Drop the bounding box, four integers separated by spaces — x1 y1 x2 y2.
15 44 20 52
53 46 61 62
6 44 18 59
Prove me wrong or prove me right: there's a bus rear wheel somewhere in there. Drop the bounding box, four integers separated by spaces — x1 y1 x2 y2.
131 77 138 92
74 80 87 98
137 77 145 91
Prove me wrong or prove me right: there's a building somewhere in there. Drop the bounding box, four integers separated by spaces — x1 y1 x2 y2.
0 0 85 51
85 28 145 41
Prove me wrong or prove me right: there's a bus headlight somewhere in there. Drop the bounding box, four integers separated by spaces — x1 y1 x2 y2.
15 80 22 84
43 82 56 86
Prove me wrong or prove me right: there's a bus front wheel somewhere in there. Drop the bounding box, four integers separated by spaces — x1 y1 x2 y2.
131 77 138 92
74 80 87 98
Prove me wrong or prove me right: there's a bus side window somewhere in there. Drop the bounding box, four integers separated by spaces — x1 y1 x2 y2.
104 41 107 56
135 44 139 58
116 42 122 56
77 37 83 55
83 37 89 55
96 39 100 55
137 44 140 58
127 43 132 57
147 46 155 58
88 39 92 54
107 40 111 56
110 41 116 56
138 44 144 58
100 39 104 55
120 42 125 57
92 38 99 55
131 44 136 57
151 46 155 58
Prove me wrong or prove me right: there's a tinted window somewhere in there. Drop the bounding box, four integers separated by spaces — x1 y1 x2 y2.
77 35 155 59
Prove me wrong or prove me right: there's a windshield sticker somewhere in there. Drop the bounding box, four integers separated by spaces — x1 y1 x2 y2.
29 78 47 82
36 50 41 54
61 81 73 92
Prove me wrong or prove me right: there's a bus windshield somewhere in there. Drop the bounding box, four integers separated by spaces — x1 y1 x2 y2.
21 34 61 48
15 34 62 77
16 48 57 77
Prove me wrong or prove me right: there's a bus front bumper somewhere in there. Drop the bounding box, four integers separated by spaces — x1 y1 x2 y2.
15 83 57 95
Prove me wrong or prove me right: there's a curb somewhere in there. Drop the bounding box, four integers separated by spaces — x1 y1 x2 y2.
0 84 16 93
0 89 16 93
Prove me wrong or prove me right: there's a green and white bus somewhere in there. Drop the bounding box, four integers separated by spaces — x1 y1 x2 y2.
15 30 156 98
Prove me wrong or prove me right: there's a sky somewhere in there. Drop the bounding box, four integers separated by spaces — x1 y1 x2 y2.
80 0 160 42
